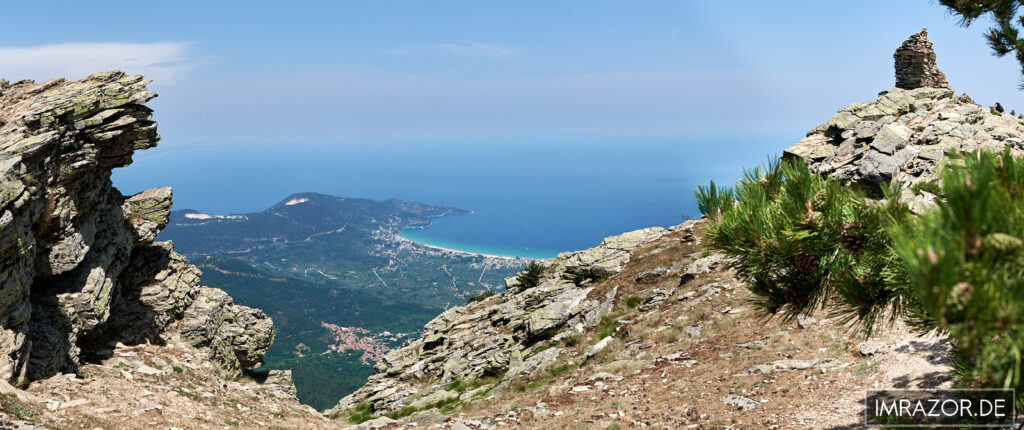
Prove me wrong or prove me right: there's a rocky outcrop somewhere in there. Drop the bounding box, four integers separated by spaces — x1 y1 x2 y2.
178 287 274 377
785 32 1024 208
326 227 666 416
121 187 172 244
0 72 272 384
894 29 949 90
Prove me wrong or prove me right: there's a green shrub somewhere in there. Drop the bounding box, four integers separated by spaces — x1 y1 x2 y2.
696 158 917 329
695 180 734 221
892 149 1024 393
550 364 572 377
560 335 579 347
516 262 545 289
347 403 375 424
625 295 642 308
909 180 943 196
0 394 38 421
385 406 418 420
446 379 468 393
699 149 1024 405
466 290 494 303
595 315 619 340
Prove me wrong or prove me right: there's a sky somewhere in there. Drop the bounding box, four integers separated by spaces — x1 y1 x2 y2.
1 1 1023 147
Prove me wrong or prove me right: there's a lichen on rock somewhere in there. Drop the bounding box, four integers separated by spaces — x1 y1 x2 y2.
784 31 1024 211
326 227 665 417
0 72 273 384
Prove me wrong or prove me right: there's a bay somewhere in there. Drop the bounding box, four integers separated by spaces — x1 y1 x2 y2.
112 136 793 258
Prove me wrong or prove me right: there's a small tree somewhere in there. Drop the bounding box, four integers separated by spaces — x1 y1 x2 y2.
515 262 545 289
696 158 918 331
697 149 1024 403
892 149 1024 391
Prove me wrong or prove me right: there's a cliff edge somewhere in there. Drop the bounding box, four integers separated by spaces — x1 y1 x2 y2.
0 72 273 386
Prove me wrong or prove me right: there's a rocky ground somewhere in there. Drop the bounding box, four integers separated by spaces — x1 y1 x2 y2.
2 221 955 430
5 31 1012 430
1 339 332 430
323 222 955 430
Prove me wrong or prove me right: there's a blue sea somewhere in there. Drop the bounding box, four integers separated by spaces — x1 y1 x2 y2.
112 137 794 258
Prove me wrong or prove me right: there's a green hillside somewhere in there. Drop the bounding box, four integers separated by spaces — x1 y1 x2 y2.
158 193 529 409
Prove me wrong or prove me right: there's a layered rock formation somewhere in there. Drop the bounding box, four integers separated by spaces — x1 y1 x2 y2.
0 72 273 384
785 31 1024 208
894 29 950 90
327 227 667 416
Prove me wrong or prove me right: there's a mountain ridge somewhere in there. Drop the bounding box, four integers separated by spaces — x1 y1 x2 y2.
164 192 471 257
2 30 1020 429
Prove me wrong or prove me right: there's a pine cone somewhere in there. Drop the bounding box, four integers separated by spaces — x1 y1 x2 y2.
841 223 868 256
810 189 828 212
807 211 826 230
793 250 819 273
783 281 811 307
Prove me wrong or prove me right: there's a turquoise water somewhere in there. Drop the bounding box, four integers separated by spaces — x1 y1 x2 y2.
112 136 795 257
400 215 559 259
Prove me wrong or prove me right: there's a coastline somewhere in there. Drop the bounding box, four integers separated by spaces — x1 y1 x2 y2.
399 213 556 259
395 232 542 260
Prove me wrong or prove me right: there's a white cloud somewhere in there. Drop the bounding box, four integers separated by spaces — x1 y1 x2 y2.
381 41 518 59
0 42 195 84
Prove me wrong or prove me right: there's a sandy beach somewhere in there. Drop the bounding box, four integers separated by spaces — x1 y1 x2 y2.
395 233 542 261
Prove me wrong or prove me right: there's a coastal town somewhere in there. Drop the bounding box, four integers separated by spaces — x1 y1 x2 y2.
319 322 411 364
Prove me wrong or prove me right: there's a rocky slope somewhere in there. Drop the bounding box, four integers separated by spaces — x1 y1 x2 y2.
0 30 1000 429
0 73 285 427
327 227 667 416
318 31 983 429
785 29 1024 211
319 221 953 430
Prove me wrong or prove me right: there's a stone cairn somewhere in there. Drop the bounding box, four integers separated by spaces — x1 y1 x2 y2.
894 29 950 90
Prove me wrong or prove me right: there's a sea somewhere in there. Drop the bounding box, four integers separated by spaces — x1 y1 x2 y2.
112 136 795 259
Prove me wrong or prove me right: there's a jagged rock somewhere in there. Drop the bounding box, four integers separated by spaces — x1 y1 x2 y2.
785 31 1024 205
251 369 299 400
555 227 665 283
121 187 172 244
179 287 273 378
715 339 767 350
328 229 658 417
91 242 202 345
0 72 157 381
677 282 729 309
722 394 759 411
506 347 562 381
0 72 270 386
631 288 671 312
348 416 397 429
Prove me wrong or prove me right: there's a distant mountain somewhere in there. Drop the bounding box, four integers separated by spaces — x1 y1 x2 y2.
166 192 469 256
159 192 528 409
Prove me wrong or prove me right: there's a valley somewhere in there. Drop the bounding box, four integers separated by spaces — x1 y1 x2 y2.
158 193 530 409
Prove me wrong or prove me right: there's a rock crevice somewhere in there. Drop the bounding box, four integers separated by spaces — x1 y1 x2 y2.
0 72 273 384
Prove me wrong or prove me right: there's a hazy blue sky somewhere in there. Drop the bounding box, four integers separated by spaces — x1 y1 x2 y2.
1 1 1022 146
